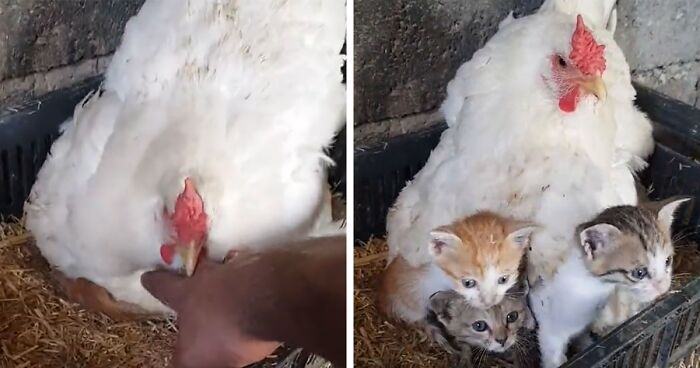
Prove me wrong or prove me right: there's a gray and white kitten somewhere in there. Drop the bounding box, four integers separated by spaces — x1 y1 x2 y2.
530 197 689 368
586 198 690 336
427 288 534 367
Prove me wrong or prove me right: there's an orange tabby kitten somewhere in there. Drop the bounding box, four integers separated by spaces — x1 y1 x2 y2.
380 211 536 323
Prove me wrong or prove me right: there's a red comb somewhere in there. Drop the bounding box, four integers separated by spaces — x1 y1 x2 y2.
569 15 606 75
170 178 208 244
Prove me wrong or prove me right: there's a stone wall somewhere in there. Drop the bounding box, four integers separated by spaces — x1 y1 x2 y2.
0 1 697 133
0 0 144 107
616 0 700 109
355 0 700 143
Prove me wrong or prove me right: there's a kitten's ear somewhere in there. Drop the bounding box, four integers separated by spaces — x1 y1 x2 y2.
429 290 458 324
429 228 462 256
654 197 692 232
523 304 536 330
521 279 530 295
429 291 454 312
505 221 539 249
579 223 622 260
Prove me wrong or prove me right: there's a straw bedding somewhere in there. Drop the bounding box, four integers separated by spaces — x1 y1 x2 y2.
0 219 173 367
354 237 700 368
0 211 341 368
354 238 453 368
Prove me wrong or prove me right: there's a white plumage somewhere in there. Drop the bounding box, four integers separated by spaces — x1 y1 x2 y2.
387 0 652 276
385 1 654 345
25 0 345 313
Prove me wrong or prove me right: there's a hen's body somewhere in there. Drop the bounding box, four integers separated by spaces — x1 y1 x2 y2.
26 0 346 313
386 0 652 319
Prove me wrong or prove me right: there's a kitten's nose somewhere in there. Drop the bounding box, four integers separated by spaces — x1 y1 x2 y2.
496 337 507 346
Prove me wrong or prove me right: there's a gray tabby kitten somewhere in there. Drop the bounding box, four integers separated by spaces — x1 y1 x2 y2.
427 289 534 367
532 197 690 368
581 198 689 335
583 197 690 336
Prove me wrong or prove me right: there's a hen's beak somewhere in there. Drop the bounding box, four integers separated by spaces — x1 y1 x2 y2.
580 75 607 103
177 240 203 276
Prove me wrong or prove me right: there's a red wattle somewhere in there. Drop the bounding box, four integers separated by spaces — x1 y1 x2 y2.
559 88 579 113
160 244 175 265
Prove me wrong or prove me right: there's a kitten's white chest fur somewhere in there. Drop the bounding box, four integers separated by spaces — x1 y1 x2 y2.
530 249 615 368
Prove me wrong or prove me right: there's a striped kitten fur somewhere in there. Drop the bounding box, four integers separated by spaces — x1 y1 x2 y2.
530 197 689 368
426 286 534 366
583 197 690 336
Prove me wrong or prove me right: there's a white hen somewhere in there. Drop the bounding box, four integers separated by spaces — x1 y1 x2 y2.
25 0 346 314
386 0 652 320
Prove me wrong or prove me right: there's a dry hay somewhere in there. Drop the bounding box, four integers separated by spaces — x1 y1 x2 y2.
0 218 331 368
354 238 451 368
676 351 700 368
0 219 175 368
354 237 700 368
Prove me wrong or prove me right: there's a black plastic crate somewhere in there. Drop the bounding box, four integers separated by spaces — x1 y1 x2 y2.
0 79 346 219
355 84 700 367
0 77 104 217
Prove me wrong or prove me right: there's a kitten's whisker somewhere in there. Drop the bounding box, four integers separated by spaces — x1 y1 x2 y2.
475 347 487 368
672 229 699 243
477 352 486 368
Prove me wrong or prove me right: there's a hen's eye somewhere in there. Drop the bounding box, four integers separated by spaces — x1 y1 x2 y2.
665 256 672 267
557 55 567 67
472 320 489 332
506 311 519 323
462 279 477 288
631 267 649 280
498 275 509 284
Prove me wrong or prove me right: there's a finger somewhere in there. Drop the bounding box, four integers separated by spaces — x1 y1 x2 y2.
171 327 221 368
222 247 257 264
230 340 281 367
141 270 188 310
223 249 238 263
196 257 222 270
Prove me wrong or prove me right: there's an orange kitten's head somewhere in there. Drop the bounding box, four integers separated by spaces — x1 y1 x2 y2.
429 212 536 309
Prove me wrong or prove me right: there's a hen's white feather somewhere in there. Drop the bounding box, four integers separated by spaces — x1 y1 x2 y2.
539 0 617 30
26 0 345 313
386 0 652 316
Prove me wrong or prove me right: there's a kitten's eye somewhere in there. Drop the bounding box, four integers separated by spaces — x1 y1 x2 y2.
472 320 488 332
665 256 672 267
557 55 567 67
506 311 519 323
631 267 649 280
462 279 477 288
498 275 509 284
